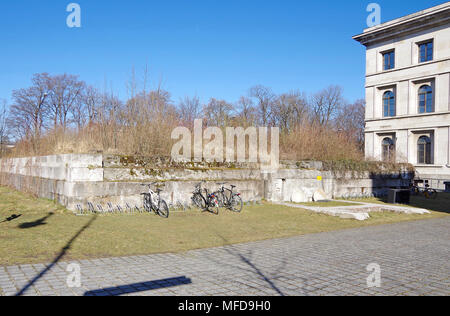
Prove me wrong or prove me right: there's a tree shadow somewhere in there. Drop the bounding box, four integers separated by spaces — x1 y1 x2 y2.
16 215 97 296
211 233 287 296
83 276 192 296
18 212 54 229
1 214 22 223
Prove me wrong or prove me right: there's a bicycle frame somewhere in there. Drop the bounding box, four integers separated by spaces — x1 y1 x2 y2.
217 183 240 208
192 182 219 212
141 183 161 211
140 183 170 218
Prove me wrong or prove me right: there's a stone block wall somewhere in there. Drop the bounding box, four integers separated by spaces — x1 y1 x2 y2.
0 154 413 211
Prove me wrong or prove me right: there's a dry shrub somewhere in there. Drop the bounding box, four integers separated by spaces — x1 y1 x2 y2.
11 121 363 162
11 121 178 157
280 123 363 161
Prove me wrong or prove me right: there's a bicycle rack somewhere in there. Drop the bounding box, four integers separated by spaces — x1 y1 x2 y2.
76 204 84 215
73 201 171 216
87 202 96 214
107 202 114 213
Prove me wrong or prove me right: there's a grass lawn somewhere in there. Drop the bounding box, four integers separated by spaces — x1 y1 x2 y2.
0 186 448 266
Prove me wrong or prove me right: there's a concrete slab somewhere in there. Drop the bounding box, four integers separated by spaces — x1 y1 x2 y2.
283 200 430 221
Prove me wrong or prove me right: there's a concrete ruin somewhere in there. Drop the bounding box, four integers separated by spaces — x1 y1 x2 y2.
0 154 414 211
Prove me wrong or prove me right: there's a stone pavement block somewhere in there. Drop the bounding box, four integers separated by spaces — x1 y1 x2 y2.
2 217 450 297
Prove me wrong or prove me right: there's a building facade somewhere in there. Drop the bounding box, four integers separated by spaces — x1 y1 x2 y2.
353 2 450 188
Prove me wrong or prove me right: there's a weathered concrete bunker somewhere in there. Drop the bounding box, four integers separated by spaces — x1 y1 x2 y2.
0 154 414 211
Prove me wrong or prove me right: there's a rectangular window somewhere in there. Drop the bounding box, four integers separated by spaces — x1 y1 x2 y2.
383 51 395 70
419 41 433 63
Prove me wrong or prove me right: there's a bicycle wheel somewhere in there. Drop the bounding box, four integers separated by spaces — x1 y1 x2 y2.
214 191 226 208
207 196 220 215
157 200 170 218
229 195 243 213
192 193 207 210
143 195 153 213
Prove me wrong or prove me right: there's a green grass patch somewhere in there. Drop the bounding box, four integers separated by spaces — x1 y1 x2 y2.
0 186 448 266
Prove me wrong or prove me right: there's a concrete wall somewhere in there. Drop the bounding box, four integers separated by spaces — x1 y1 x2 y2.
0 154 413 211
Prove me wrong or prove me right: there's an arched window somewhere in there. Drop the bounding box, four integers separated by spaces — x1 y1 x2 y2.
418 136 432 164
418 85 433 113
382 138 395 162
383 91 396 117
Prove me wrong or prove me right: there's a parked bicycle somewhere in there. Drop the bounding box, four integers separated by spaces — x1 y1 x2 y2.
411 183 438 199
191 181 220 215
141 183 170 218
214 183 243 213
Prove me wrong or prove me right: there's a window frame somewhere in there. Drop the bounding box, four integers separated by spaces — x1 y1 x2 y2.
418 40 433 63
417 136 432 165
382 137 395 162
418 85 434 114
383 90 396 117
382 50 395 70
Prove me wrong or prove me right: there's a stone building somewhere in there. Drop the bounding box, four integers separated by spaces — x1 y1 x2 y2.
353 2 450 188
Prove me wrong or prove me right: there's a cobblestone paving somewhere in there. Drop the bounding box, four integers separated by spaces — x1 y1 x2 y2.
1 217 449 296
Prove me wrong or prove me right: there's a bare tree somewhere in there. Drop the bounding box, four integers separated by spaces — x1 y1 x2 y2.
0 99 9 157
82 86 102 125
336 99 366 151
9 73 51 152
236 96 258 126
178 96 202 127
272 91 309 131
48 74 86 130
249 85 275 126
310 85 344 127
203 98 234 127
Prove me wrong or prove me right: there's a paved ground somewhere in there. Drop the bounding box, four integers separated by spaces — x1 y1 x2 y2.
1 217 449 296
284 200 430 221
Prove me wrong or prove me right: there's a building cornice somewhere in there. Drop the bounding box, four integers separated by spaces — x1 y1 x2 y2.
353 2 450 47
365 111 450 123
364 57 450 80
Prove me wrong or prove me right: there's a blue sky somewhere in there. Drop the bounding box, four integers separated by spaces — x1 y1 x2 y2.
0 0 446 106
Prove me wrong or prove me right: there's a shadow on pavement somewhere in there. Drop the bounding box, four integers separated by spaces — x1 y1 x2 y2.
213 234 286 296
83 276 192 296
15 215 97 296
